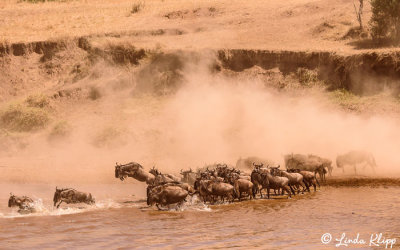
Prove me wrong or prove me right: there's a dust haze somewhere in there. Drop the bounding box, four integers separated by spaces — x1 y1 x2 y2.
2 56 400 184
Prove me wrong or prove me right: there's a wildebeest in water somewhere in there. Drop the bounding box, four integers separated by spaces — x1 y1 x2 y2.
53 187 95 208
115 162 155 184
147 183 189 210
8 193 35 214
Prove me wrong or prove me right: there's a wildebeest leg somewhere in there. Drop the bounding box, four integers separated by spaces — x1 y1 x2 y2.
267 187 270 199
303 180 310 192
156 204 168 211
252 185 258 199
284 186 292 198
315 176 320 188
289 185 296 196
56 200 63 208
312 180 317 192
299 183 306 193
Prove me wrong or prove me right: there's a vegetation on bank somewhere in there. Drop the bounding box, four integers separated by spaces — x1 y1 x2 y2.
0 94 50 132
352 0 400 43
370 0 400 42
48 120 71 140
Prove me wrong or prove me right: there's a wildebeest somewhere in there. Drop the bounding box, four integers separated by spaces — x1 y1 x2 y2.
308 155 332 179
227 173 254 201
115 162 155 185
193 178 235 203
251 164 270 198
284 154 330 182
147 183 189 210
336 151 377 174
8 193 35 214
287 169 319 192
236 156 276 171
150 167 181 185
180 168 197 185
53 187 95 208
271 166 306 194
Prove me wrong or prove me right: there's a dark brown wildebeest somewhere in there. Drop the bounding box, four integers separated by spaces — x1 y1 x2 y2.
53 187 95 208
193 178 235 203
8 193 35 213
150 167 181 185
336 151 377 175
147 183 189 210
115 162 155 185
250 164 270 198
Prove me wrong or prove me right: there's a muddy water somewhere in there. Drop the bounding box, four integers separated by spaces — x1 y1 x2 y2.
1 184 400 249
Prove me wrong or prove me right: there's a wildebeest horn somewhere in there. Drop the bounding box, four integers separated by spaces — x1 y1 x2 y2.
277 165 280 169
116 162 118 166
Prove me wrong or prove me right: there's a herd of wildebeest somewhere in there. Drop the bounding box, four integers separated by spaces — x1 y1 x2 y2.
8 151 377 212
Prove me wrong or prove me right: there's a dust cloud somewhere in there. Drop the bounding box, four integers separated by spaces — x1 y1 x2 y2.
1 55 400 184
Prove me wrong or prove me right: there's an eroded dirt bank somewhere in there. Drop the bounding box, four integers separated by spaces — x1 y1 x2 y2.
1 38 400 183
1 38 400 98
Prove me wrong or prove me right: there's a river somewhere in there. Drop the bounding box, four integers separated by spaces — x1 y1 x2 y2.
1 183 400 249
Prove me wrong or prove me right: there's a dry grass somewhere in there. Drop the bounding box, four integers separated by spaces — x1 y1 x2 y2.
18 0 71 3
0 103 50 132
25 94 50 108
48 120 70 139
88 86 102 100
0 0 381 52
92 127 124 148
295 68 318 86
130 0 144 14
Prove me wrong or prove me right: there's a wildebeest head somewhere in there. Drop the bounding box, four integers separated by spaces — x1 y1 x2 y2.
53 187 62 207
8 193 16 207
252 162 264 170
115 163 123 179
270 165 281 176
146 187 161 206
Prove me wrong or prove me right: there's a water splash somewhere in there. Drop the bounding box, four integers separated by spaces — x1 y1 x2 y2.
0 198 125 218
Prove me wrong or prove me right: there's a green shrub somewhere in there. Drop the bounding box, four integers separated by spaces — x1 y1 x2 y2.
370 0 400 42
0 104 50 132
